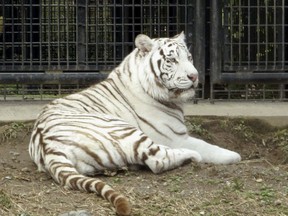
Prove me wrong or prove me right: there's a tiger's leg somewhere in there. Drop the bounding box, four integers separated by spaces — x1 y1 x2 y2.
119 130 202 174
139 144 202 174
180 136 241 164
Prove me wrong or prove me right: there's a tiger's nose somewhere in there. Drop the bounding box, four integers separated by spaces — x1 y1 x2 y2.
187 74 198 82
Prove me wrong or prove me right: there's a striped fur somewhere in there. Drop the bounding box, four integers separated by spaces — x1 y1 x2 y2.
29 33 241 215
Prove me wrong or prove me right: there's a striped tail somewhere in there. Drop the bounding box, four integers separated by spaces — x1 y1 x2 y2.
47 159 131 216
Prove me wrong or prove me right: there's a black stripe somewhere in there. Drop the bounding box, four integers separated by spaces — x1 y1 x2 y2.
150 57 157 77
133 135 149 160
45 134 107 167
148 146 160 156
137 114 171 140
165 124 187 136
79 91 110 113
63 97 93 112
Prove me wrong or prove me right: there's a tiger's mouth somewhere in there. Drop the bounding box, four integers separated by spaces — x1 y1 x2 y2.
170 85 195 96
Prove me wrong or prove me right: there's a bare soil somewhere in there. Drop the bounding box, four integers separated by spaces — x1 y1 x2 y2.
0 117 287 216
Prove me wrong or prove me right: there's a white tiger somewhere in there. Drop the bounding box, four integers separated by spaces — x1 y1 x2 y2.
29 32 241 215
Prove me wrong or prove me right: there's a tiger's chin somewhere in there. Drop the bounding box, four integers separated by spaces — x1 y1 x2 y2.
169 88 196 102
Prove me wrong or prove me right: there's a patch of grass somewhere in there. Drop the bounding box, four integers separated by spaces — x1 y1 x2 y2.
243 118 275 134
232 120 255 141
164 176 185 193
112 177 122 184
0 122 31 142
185 117 211 139
219 118 257 142
259 186 275 203
17 213 32 216
167 175 184 183
231 178 245 191
0 190 12 210
268 129 288 162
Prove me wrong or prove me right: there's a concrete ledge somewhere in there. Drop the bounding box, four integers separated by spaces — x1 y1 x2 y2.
1 101 287 127
183 101 288 127
0 101 47 122
184 101 288 117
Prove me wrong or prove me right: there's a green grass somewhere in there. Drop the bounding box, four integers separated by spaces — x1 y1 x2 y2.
0 190 12 210
0 122 27 142
185 117 211 139
269 129 288 161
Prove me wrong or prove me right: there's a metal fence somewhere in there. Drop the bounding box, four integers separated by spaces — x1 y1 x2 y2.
0 0 206 100
0 0 287 101
210 0 288 100
0 0 197 71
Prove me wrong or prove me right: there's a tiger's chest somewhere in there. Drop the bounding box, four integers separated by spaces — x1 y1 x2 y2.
118 101 189 145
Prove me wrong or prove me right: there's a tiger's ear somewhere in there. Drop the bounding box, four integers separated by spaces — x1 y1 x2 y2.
173 31 186 41
135 34 153 53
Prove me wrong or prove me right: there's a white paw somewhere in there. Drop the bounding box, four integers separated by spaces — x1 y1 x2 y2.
218 151 241 164
202 149 241 165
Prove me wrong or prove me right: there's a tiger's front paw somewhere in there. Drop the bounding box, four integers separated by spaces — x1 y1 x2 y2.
202 149 241 165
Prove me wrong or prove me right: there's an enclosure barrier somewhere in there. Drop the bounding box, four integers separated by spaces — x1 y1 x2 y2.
210 0 288 100
0 0 287 100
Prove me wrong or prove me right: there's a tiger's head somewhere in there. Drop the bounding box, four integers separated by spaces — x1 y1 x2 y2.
135 32 199 102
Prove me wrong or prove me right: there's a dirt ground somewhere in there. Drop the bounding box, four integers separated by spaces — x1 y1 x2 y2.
0 117 287 216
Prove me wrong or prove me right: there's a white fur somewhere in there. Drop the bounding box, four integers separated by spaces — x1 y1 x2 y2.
108 33 241 164
30 33 241 179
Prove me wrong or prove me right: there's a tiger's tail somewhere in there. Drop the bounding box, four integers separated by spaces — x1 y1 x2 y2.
45 155 131 216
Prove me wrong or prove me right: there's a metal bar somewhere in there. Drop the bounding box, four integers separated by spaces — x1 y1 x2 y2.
95 0 99 67
230 0 233 68
219 73 288 83
245 84 248 100
77 0 86 70
194 0 205 84
29 0 33 67
265 1 268 70
273 0 276 69
157 0 160 34
223 3 229 71
85 1 88 68
281 0 285 69
65 0 69 68
210 0 222 84
238 0 242 67
223 65 288 71
0 73 107 84
113 3 116 67
57 0 60 67
121 0 125 57
39 1 43 67
256 0 260 69
248 0 251 71
149 2 152 35
263 84 266 100
22 84 25 100
140 1 143 33
12 0 15 69
176 0 179 32
48 0 51 68
4 85 7 100
167 0 169 35
40 83 43 100
1 0 6 63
